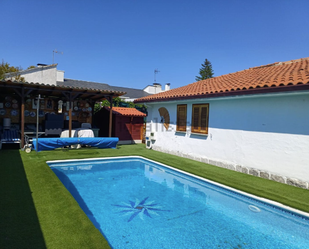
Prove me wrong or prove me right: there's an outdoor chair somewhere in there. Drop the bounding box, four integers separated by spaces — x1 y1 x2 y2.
81 123 92 129
0 129 21 149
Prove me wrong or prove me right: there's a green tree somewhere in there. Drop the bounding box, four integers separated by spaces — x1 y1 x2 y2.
94 97 147 114
195 58 214 81
0 60 25 82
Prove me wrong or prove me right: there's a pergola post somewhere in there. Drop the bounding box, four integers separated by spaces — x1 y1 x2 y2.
13 87 32 148
20 91 25 147
68 100 72 137
108 96 113 137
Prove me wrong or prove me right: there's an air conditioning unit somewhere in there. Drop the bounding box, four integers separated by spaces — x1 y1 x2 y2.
150 132 156 140
145 136 152 149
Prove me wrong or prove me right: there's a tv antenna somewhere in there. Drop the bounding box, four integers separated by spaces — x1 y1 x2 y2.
154 68 160 83
53 49 63 64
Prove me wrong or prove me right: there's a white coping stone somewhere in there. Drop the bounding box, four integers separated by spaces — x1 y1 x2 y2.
236 165 243 172
201 157 209 164
187 154 195 160
287 178 308 189
216 161 227 168
209 159 217 167
241 167 249 174
249 168 260 177
260 171 270 179
271 174 287 184
227 164 236 171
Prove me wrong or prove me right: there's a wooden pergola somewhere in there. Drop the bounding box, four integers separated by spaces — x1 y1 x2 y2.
0 80 126 147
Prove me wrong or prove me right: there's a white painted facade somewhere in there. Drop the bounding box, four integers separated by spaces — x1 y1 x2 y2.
56 70 65 82
5 64 64 85
145 91 309 185
144 83 171 94
19 64 58 85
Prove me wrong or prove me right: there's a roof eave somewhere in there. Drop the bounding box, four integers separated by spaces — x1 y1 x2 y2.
1 80 126 96
134 84 309 103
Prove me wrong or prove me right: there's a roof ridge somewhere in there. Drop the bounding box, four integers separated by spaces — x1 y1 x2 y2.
249 57 309 70
5 64 58 77
249 62 280 69
211 57 309 77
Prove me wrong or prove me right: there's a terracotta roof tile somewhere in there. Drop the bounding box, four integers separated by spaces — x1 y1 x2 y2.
135 57 309 103
104 107 146 117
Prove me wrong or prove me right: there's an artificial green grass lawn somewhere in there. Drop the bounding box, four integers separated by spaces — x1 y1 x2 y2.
1 144 309 249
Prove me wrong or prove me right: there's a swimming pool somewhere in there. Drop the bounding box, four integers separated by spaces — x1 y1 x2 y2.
48 156 309 248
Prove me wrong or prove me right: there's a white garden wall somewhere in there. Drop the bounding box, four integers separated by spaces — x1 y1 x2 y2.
145 92 309 187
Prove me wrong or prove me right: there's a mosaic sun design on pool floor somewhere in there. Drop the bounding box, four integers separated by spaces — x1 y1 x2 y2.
112 197 171 222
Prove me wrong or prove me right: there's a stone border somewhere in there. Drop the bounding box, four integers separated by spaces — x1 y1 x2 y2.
152 145 309 190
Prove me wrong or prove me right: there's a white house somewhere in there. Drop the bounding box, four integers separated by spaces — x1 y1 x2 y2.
135 57 309 189
143 83 171 94
6 64 171 102
5 63 64 85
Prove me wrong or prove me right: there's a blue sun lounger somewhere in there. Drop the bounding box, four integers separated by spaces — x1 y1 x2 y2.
0 129 21 149
32 137 119 152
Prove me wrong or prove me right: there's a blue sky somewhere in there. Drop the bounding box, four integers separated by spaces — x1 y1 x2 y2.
1 0 308 90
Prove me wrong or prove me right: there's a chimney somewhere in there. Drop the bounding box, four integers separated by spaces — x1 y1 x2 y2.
165 83 170 91
57 70 64 82
153 83 161 87
153 83 162 93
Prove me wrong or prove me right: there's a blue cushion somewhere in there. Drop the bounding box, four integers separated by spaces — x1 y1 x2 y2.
32 137 119 152
1 130 20 142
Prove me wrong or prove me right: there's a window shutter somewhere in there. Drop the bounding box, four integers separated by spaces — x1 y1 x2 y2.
191 106 200 133
177 105 187 132
200 106 208 133
191 104 209 134
159 107 170 130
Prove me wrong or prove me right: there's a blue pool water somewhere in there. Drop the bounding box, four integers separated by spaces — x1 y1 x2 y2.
48 157 309 249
